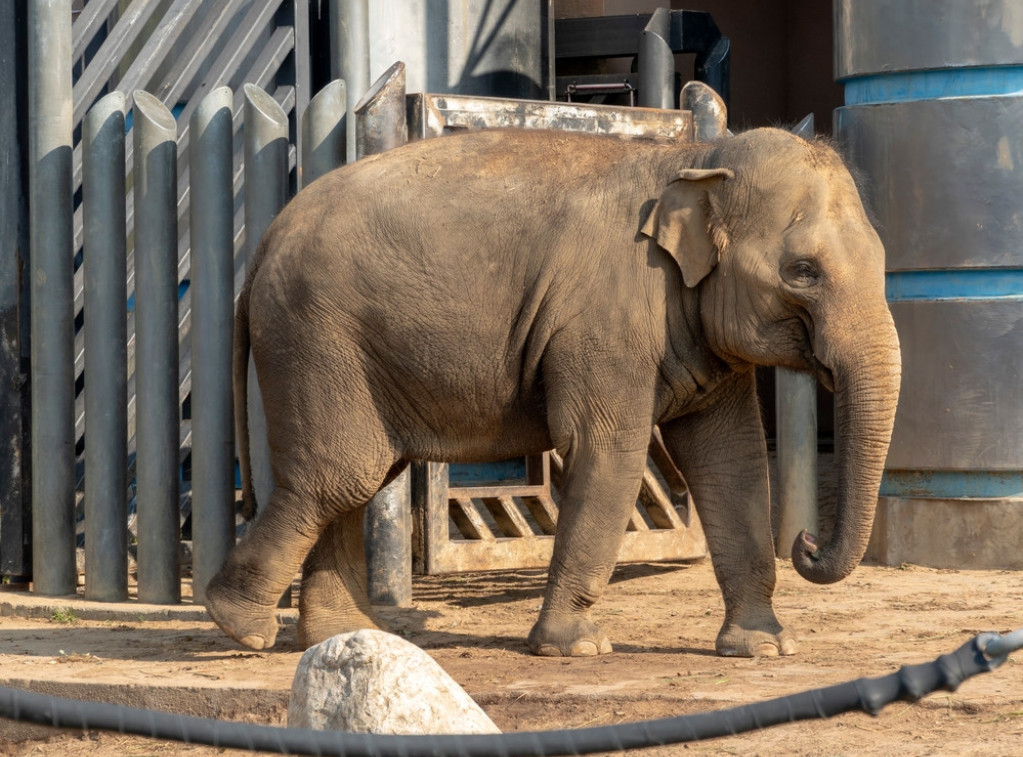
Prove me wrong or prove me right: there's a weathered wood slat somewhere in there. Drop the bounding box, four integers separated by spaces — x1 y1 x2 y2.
449 498 495 542
521 494 558 535
638 468 684 530
627 505 650 531
482 496 534 538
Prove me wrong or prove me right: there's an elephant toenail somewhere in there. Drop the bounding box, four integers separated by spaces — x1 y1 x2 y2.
569 640 600 656
780 639 799 655
535 644 565 657
241 635 268 650
754 642 780 657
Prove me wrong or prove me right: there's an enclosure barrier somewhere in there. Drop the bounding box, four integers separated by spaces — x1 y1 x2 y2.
82 92 129 603
189 86 237 606
1 630 1020 755
133 91 182 605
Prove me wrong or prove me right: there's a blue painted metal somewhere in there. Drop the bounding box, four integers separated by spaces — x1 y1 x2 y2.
843 65 1023 105
449 460 528 486
886 269 1023 302
881 471 1023 500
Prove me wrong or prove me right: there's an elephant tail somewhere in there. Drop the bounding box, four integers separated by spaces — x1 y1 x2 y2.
233 276 256 521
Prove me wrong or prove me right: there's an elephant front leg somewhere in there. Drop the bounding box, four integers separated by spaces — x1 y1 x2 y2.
528 436 650 657
661 372 798 657
298 505 384 648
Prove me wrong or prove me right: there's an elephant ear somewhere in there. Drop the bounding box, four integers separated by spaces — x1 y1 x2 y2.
640 168 733 288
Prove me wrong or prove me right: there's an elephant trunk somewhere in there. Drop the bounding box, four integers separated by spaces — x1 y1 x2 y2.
791 309 901 584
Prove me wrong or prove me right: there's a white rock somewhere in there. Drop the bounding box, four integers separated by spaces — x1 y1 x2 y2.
287 629 500 734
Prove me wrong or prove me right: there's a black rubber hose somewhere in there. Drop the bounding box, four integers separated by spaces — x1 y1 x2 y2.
0 633 1013 757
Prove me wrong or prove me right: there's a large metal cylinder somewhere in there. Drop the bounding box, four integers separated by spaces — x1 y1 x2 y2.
834 0 1023 569
347 1 543 102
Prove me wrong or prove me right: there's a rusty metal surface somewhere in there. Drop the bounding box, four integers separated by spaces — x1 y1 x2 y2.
407 93 693 142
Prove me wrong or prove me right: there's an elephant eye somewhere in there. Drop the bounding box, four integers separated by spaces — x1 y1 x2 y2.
783 259 820 287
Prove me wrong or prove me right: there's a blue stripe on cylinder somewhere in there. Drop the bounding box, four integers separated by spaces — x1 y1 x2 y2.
843 65 1023 105
881 471 1023 499
886 269 1023 302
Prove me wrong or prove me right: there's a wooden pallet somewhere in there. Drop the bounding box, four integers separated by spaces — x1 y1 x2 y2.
411 430 706 574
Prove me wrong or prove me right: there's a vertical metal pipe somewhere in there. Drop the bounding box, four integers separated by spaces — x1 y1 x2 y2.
300 79 346 188
356 62 412 607
330 0 369 163
189 87 235 605
681 81 728 142
364 468 412 606
355 61 406 160
775 115 818 559
638 7 674 109
133 90 181 604
28 0 76 596
82 92 128 602
243 83 289 605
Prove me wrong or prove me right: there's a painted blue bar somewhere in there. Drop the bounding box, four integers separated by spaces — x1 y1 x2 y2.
885 269 1023 302
881 470 1023 499
449 459 528 485
843 65 1023 105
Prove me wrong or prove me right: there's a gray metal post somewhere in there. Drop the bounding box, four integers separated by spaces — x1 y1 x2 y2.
364 468 412 606
681 81 728 142
775 114 819 559
133 90 181 604
301 79 347 188
189 87 236 605
28 0 76 596
330 0 369 163
82 92 128 602
355 62 406 160
356 61 412 607
243 83 288 605
639 7 674 109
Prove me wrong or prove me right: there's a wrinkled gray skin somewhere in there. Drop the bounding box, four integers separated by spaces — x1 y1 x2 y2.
205 127 901 658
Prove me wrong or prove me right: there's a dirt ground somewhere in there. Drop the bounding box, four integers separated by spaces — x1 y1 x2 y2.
1 558 1021 756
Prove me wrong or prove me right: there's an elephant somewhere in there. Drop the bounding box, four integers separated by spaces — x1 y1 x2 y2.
204 126 901 658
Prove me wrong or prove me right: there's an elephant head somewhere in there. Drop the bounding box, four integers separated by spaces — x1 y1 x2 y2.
643 128 901 585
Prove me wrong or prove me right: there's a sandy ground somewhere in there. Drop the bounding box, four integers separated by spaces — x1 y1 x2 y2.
1 558 1021 756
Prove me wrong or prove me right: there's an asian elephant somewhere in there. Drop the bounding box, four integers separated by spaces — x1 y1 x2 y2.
204 126 900 658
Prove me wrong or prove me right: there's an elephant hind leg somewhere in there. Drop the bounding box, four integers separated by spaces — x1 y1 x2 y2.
298 503 382 649
205 485 315 650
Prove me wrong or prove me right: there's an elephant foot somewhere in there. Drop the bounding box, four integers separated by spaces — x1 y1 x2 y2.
715 621 798 658
204 575 281 650
297 609 386 650
527 614 613 657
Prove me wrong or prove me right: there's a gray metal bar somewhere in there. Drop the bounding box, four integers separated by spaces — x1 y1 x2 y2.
364 469 412 607
681 80 728 142
300 79 346 188
189 87 236 606
72 0 205 128
355 61 407 160
638 7 673 109
356 62 412 607
330 0 369 163
28 0 77 597
775 113 818 559
133 90 181 604
242 83 288 605
82 92 129 602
